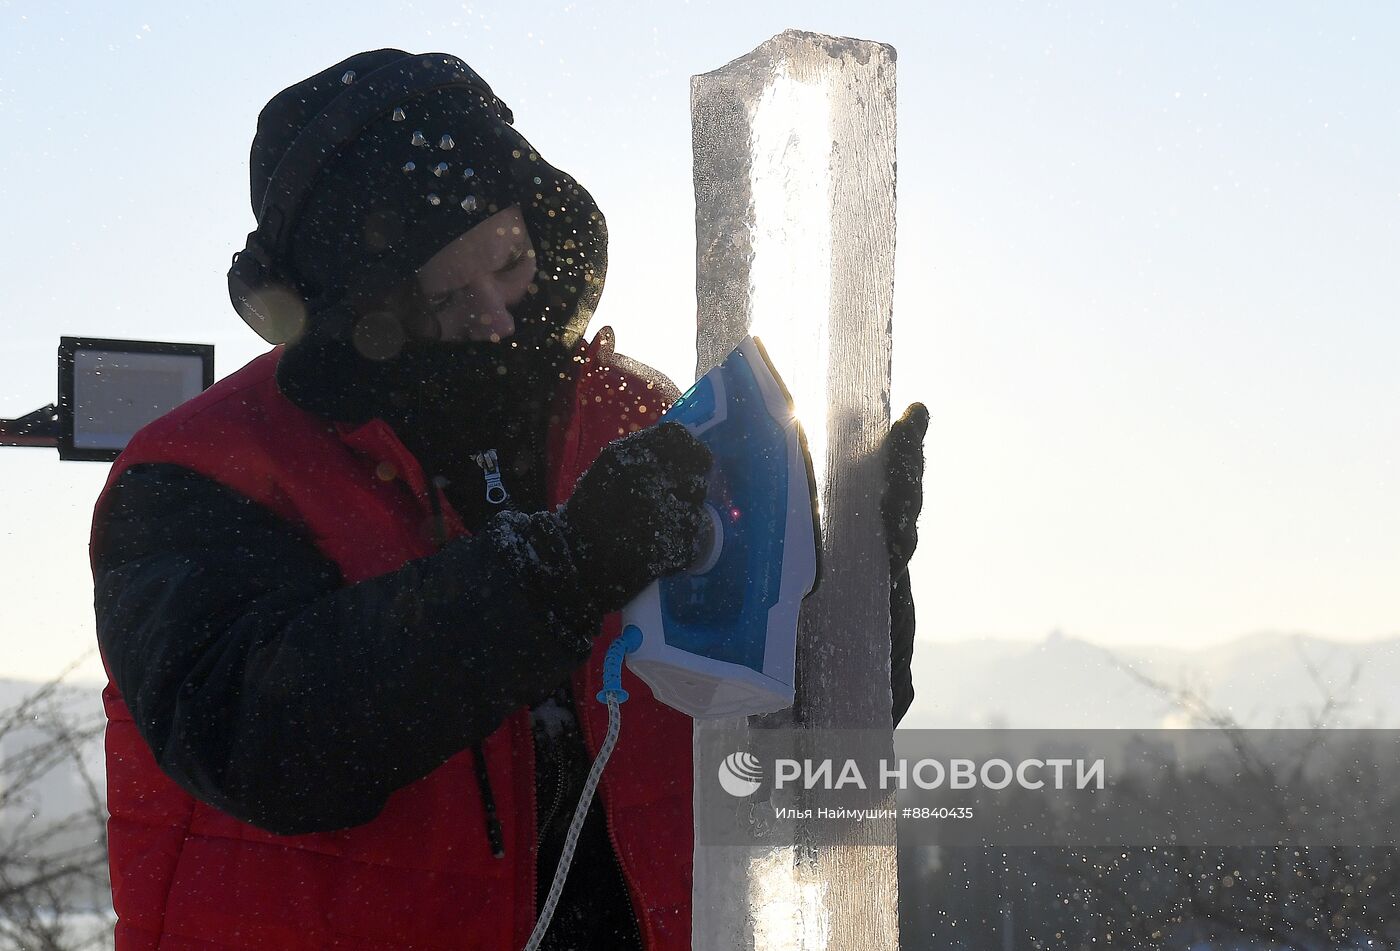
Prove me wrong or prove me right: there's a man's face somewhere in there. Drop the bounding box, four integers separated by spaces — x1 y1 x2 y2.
414 205 536 343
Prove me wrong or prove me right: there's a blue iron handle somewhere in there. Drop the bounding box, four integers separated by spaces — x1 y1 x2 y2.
597 625 644 704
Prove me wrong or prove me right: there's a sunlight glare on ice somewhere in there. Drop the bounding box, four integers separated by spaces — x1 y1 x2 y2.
747 65 832 498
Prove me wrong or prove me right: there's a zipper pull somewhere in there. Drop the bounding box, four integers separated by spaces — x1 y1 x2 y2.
471 449 510 506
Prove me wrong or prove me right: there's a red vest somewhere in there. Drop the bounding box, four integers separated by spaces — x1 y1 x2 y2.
91 330 694 950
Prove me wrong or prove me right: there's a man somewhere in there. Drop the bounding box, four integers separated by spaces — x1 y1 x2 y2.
91 49 925 950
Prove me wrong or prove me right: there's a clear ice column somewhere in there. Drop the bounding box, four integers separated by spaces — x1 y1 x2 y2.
690 30 899 951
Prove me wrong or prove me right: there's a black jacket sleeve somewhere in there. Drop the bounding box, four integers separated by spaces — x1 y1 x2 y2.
883 404 927 729
891 567 916 727
92 462 601 835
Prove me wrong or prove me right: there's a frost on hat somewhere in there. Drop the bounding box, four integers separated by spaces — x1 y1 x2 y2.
248 50 605 349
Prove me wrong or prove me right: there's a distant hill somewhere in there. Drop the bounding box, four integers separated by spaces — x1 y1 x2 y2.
0 676 106 825
6 631 1398 804
902 631 1400 729
0 676 103 714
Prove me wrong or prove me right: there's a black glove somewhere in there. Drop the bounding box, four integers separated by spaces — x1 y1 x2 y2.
559 421 713 616
881 402 928 727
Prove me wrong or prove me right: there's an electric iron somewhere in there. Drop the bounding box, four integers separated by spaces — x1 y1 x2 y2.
621 335 819 719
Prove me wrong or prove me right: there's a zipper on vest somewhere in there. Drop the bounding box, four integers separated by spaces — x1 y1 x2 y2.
605 815 646 951
420 484 500 854
535 741 569 844
427 475 449 548
471 450 511 507
575 686 649 950
471 741 506 859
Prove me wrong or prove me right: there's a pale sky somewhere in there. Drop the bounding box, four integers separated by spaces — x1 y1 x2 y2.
2 2 1397 684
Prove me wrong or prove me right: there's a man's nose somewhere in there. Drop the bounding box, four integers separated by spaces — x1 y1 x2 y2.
471 290 516 342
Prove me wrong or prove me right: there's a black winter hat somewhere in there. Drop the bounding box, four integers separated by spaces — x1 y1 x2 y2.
246 48 606 354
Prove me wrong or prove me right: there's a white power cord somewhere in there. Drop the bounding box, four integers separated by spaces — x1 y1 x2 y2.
521 694 623 951
522 623 642 950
